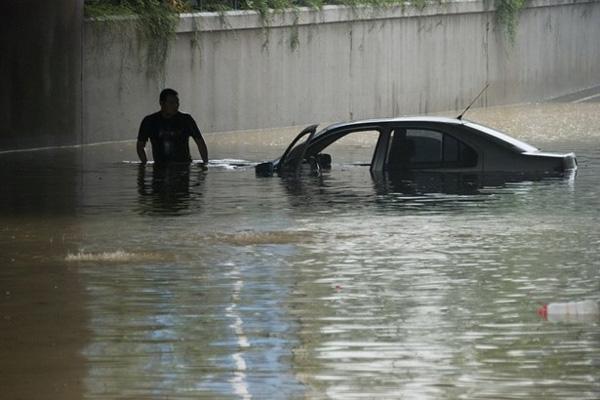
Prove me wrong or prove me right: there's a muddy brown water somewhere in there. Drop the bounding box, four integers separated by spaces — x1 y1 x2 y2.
1 102 599 399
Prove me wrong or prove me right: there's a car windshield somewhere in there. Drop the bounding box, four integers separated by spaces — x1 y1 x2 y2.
465 121 538 152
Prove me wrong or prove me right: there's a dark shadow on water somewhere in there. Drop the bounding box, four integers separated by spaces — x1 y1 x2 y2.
371 170 574 195
136 163 206 216
0 149 81 217
275 168 576 212
372 171 483 196
371 170 575 211
0 150 89 399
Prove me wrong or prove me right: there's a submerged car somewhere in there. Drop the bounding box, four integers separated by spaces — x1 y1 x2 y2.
255 117 577 177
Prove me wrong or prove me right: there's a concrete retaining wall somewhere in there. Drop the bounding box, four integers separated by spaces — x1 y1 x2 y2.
83 0 600 143
1 0 83 151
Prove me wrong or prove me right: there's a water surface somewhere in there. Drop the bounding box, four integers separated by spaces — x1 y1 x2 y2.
1 102 599 399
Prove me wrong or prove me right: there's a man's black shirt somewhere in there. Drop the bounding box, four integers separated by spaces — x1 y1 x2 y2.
137 111 203 163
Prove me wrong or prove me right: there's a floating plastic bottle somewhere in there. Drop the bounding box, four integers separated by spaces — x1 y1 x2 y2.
537 300 600 322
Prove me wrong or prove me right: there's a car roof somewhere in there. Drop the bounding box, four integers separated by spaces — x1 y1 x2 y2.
318 116 464 132
315 116 538 153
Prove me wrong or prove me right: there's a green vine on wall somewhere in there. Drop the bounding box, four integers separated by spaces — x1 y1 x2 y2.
85 0 186 79
495 0 527 43
84 0 528 70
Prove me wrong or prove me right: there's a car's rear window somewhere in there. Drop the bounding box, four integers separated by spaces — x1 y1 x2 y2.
464 121 538 152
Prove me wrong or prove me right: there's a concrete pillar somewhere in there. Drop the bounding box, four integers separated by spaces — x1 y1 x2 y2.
0 0 83 151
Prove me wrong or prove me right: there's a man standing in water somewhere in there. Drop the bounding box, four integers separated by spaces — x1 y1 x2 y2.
137 88 208 165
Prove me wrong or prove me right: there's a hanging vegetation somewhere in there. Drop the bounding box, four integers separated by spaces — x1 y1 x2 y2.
495 0 527 43
85 0 187 78
84 0 527 75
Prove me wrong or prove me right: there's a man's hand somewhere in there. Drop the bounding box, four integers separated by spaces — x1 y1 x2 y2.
193 136 208 166
136 140 148 164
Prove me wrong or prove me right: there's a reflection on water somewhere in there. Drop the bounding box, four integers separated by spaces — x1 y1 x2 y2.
207 230 315 246
1 102 599 399
136 163 206 216
65 250 171 263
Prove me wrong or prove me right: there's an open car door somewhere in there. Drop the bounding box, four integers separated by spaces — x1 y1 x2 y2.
255 124 319 176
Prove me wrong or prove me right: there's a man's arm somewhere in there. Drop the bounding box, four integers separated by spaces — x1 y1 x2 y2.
137 140 148 164
193 135 208 165
187 115 208 165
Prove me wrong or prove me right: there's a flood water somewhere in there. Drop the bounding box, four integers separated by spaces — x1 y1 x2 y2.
1 101 599 399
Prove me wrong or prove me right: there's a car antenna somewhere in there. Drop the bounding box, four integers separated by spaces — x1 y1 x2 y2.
457 83 489 120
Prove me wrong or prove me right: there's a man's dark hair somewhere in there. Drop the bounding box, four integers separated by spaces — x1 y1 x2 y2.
159 88 178 103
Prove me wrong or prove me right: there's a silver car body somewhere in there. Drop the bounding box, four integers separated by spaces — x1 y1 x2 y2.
259 117 577 176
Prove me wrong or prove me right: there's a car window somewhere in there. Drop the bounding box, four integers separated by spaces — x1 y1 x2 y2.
407 129 443 163
444 133 478 167
464 121 538 152
387 128 477 169
317 130 381 165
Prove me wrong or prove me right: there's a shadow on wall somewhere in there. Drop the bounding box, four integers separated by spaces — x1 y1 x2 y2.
0 0 83 151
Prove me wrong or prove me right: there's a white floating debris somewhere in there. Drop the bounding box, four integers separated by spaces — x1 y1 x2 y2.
538 300 599 322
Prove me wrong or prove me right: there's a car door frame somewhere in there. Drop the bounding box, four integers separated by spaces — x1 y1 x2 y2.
384 122 484 173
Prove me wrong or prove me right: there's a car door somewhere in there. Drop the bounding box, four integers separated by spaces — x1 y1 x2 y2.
385 126 480 172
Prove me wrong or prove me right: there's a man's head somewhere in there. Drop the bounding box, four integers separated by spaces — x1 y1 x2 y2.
159 88 179 117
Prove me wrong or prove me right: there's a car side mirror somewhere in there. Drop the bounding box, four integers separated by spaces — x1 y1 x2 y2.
316 153 332 169
255 161 274 177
